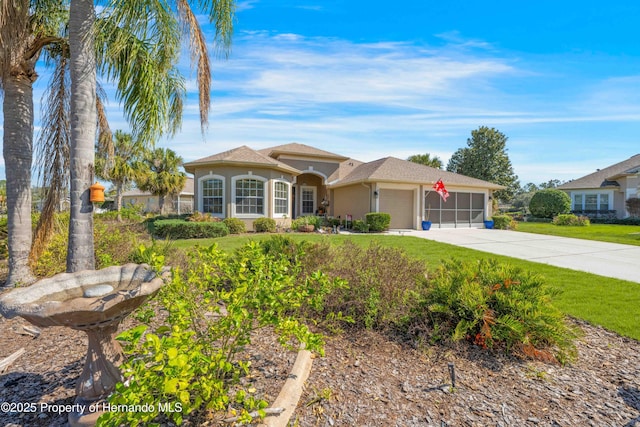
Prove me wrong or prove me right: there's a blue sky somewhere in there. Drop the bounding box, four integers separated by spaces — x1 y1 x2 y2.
4 0 640 185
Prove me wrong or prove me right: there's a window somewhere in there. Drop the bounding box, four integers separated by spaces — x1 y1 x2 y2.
301 187 316 215
274 181 289 215
573 194 583 210
599 194 609 210
202 178 224 215
585 194 598 211
235 178 264 215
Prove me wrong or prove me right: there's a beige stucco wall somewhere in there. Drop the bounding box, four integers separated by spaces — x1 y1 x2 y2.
277 158 340 182
331 184 372 222
191 165 295 230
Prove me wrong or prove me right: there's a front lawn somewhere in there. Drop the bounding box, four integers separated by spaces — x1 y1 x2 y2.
516 222 640 246
172 233 640 341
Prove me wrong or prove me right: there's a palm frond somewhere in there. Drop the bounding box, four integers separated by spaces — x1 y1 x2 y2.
31 52 70 262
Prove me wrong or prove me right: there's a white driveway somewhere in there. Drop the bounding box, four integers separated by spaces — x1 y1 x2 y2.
406 228 640 283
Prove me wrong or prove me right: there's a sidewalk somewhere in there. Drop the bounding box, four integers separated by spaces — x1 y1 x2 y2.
401 228 640 283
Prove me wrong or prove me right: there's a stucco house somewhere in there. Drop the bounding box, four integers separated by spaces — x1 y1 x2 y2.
121 177 194 214
183 143 504 230
558 154 640 219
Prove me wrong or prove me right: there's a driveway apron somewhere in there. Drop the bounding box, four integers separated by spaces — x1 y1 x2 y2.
410 228 640 284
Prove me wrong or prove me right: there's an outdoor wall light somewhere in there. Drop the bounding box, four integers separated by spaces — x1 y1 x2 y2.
373 190 379 198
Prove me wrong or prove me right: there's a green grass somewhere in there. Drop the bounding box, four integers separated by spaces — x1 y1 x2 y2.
172 233 640 340
516 222 640 246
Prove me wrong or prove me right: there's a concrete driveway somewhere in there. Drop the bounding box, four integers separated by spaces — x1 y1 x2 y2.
407 228 640 283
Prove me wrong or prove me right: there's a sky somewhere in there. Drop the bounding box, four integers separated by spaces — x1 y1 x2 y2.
3 0 640 186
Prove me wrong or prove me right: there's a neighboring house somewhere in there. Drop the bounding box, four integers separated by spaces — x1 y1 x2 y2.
121 177 194 214
558 154 640 219
184 143 503 230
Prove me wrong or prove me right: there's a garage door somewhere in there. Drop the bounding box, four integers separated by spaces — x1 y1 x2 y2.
425 191 485 228
380 189 414 229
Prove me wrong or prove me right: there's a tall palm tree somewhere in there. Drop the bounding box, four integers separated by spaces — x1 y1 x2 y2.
95 130 144 219
1 0 68 286
65 0 235 271
135 147 187 215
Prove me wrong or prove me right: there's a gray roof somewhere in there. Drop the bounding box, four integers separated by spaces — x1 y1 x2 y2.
558 154 640 190
330 157 505 189
183 145 300 175
259 142 349 161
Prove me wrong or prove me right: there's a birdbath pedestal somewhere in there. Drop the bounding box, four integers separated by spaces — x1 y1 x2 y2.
0 263 168 426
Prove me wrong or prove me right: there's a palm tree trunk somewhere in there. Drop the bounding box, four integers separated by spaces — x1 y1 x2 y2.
159 195 165 215
116 182 123 222
67 0 97 272
2 75 36 287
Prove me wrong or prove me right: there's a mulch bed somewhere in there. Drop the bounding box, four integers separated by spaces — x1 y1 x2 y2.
2 311 640 426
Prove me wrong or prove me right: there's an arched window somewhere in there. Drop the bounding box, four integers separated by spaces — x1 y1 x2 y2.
199 175 225 217
273 181 290 216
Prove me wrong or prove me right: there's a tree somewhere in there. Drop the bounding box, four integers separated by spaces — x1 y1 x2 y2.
446 126 519 201
96 131 144 220
65 0 235 271
407 153 443 169
135 148 186 215
539 179 563 189
1 0 68 286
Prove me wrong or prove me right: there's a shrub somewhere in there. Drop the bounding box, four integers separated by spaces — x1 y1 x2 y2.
153 219 229 239
253 217 276 233
352 219 369 233
627 197 640 217
365 212 391 232
553 214 590 226
187 212 220 222
223 217 246 234
298 241 428 331
414 258 579 364
292 216 323 231
491 215 518 230
100 242 336 426
32 214 145 277
97 205 145 221
291 216 314 231
529 189 571 219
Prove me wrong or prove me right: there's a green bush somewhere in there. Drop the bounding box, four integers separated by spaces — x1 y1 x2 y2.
365 212 391 232
154 219 229 239
491 215 518 230
529 189 571 219
187 212 220 222
352 219 369 233
32 214 145 277
295 241 427 331
100 242 336 426
413 259 578 364
553 214 590 226
223 217 246 234
253 217 276 233
291 216 323 231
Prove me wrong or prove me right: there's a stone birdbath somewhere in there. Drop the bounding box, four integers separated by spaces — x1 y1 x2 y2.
0 263 168 426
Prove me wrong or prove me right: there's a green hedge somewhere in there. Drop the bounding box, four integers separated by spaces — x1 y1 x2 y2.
365 212 391 232
253 217 276 233
223 217 246 234
153 219 229 239
553 214 590 226
491 215 517 230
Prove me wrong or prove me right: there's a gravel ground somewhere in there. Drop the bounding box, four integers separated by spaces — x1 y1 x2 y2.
2 312 640 427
